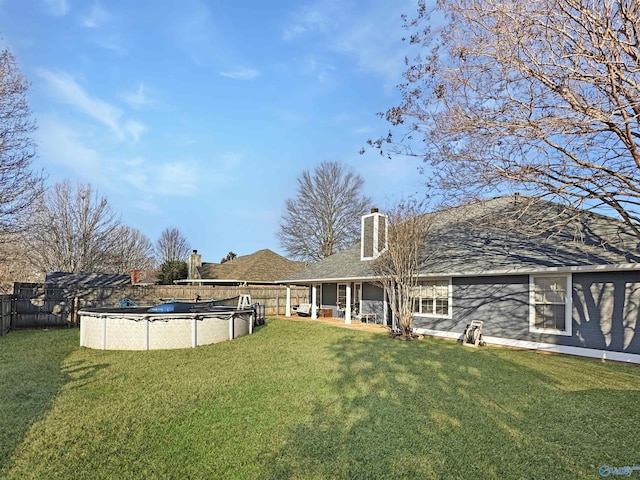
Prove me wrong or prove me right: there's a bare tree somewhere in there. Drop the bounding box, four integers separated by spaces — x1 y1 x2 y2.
29 180 119 273
0 49 44 234
27 180 153 274
0 232 43 292
155 227 191 264
107 226 156 273
374 0 640 237
279 161 372 261
370 199 433 338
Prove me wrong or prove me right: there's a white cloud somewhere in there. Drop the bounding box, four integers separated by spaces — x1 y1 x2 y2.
299 56 335 82
79 3 125 52
173 135 197 147
93 33 124 53
37 116 103 178
156 162 199 196
129 198 162 216
163 132 197 148
119 162 148 193
37 69 146 142
37 119 198 213
125 120 148 143
120 158 200 197
41 0 69 16
284 0 413 87
352 125 372 135
123 83 153 109
282 1 339 40
82 2 109 28
124 156 145 168
170 0 218 65
219 67 261 81
37 68 124 136
332 20 407 88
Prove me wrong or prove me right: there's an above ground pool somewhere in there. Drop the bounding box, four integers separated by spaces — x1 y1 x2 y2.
79 296 265 350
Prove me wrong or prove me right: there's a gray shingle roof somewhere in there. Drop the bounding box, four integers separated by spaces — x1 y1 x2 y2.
197 249 306 284
45 272 132 287
280 195 640 283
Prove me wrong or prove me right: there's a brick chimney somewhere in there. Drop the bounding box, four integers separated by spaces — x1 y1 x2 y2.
188 250 202 280
130 269 141 285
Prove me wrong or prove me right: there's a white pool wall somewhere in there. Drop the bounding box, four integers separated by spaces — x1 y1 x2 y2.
79 310 254 350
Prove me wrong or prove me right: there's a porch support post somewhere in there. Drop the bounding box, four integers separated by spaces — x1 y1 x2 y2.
311 284 318 320
345 283 352 324
391 280 397 331
383 286 389 326
285 285 292 317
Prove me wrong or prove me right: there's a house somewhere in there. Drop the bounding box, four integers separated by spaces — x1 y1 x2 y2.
279 195 640 364
178 249 306 286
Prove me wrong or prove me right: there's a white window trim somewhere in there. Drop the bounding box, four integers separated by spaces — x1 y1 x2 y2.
353 282 362 309
338 283 362 307
529 274 572 336
413 278 453 319
337 283 347 307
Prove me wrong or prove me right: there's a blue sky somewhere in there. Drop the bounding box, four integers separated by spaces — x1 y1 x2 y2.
1 0 427 262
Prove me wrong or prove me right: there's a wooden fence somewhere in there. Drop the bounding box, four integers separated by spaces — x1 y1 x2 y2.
10 283 309 330
0 295 10 336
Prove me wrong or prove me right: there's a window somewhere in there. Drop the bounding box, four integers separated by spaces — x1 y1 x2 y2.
413 280 451 316
337 283 347 308
353 282 361 314
530 275 572 336
337 283 361 313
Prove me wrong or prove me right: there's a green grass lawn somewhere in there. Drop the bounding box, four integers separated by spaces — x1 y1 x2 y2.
1 318 639 479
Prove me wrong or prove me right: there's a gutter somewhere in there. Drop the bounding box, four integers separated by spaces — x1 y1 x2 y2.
280 262 640 284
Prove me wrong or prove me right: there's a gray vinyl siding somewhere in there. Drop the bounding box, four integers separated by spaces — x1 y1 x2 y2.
572 271 640 355
409 272 640 356
455 275 530 337
413 315 465 334
412 276 529 337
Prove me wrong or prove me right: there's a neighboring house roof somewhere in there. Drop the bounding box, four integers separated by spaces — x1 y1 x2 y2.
196 249 306 284
281 195 640 283
45 272 132 287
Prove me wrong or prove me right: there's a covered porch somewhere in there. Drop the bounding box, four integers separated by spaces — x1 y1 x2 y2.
282 281 392 327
